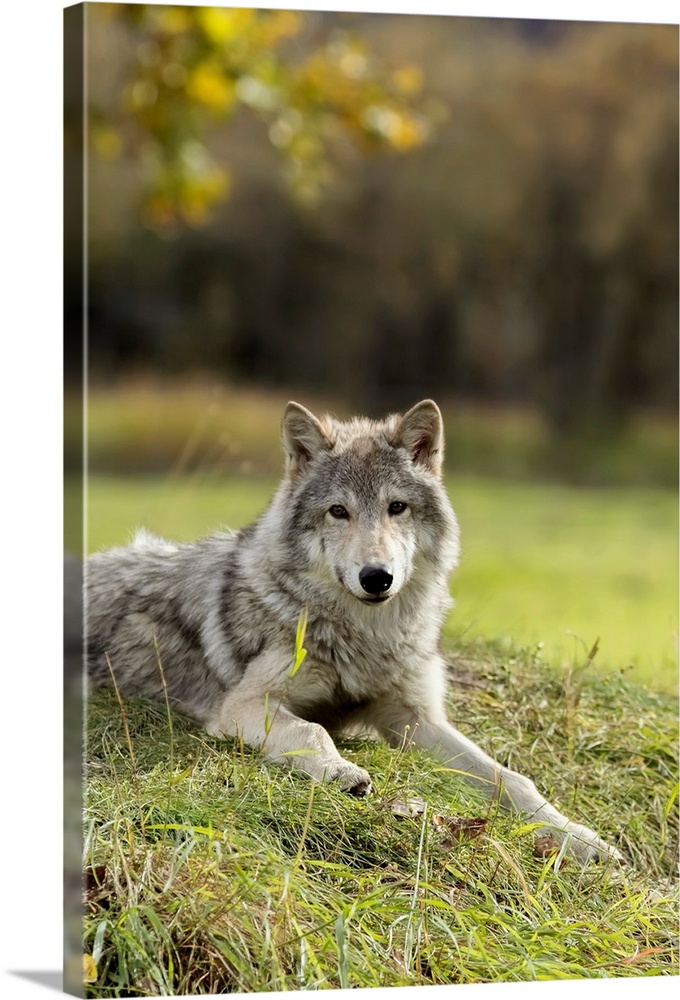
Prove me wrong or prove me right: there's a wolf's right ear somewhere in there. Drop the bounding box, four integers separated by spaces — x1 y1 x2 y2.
282 402 332 473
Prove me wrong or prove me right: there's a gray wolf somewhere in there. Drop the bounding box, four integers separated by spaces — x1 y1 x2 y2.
87 399 622 865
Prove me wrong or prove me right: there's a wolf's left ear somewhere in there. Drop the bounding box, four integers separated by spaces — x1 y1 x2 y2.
282 402 332 473
393 399 444 476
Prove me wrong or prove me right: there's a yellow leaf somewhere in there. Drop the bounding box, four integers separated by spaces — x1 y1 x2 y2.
198 7 255 45
186 63 236 112
83 953 97 984
388 112 428 151
256 10 303 47
392 64 424 95
157 7 192 36
289 608 308 676
92 125 122 160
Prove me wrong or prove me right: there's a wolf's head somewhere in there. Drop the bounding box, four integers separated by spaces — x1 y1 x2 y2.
279 400 460 605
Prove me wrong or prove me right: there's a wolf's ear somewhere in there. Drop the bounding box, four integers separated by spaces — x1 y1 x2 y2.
282 402 332 473
393 399 444 476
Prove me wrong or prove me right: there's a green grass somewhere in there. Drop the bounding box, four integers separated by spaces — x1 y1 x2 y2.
79 383 678 992
83 647 678 994
447 479 678 691
83 472 678 691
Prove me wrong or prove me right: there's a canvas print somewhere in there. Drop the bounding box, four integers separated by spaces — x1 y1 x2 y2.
65 3 679 995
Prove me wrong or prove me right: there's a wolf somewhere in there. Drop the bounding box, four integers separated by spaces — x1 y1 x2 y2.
87 399 622 865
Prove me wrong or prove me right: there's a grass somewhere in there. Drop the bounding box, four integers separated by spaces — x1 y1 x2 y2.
446 479 678 691
82 472 678 691
76 378 678 486
79 381 678 990
83 644 678 994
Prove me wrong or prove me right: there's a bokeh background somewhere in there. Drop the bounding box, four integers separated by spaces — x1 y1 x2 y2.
71 3 678 689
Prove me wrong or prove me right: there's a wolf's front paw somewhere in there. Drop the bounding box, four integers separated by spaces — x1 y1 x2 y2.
552 821 624 867
328 760 373 796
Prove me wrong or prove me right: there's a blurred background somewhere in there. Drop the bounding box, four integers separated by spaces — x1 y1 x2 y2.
68 4 678 689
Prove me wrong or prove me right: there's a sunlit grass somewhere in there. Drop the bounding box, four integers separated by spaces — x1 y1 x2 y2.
83 472 677 692
81 385 678 993
83 647 678 994
447 479 678 692
78 381 677 688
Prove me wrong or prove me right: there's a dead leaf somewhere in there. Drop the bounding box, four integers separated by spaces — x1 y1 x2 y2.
533 834 569 870
389 796 427 818
434 816 488 841
534 835 561 858
391 948 406 972
433 816 488 852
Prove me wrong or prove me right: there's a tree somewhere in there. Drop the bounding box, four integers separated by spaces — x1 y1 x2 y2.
90 4 434 231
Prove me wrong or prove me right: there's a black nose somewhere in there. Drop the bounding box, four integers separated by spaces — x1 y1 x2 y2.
359 565 393 595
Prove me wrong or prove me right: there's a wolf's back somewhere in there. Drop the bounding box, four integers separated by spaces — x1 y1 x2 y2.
85 531 242 720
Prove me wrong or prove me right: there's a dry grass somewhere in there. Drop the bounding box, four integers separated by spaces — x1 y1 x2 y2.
83 642 678 995
79 377 678 486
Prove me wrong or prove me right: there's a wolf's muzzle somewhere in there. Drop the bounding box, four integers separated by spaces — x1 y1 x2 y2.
359 565 393 596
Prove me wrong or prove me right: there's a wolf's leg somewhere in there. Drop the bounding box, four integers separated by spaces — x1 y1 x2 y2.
207 694 372 795
369 702 622 865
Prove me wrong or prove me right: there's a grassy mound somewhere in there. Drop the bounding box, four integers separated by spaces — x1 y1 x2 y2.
83 641 678 994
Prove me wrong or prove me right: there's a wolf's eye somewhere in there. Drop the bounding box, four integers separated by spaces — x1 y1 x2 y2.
329 504 349 520
388 501 408 516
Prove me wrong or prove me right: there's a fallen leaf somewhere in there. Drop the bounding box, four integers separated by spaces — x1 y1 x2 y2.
389 796 427 818
533 834 569 870
533 835 561 858
83 953 97 984
434 816 488 841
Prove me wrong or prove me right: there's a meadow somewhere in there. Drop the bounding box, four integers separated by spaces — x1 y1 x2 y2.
79 384 678 993
77 379 678 693
85 471 677 691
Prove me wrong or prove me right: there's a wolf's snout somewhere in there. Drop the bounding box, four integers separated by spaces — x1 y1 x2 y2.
359 565 393 596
